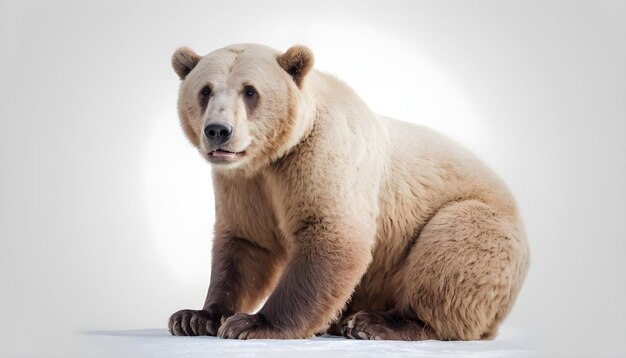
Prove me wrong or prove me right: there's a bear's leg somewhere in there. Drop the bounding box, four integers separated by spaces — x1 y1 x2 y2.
343 199 528 340
217 223 374 339
169 235 286 336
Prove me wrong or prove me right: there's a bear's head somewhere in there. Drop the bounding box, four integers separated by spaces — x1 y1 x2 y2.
172 44 316 176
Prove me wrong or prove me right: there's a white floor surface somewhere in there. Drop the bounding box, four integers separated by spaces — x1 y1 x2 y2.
79 326 536 358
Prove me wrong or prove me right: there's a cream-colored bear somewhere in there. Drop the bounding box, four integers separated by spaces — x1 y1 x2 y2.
168 44 529 340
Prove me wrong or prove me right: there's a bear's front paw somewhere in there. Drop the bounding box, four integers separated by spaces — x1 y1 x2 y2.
168 308 226 336
217 313 277 339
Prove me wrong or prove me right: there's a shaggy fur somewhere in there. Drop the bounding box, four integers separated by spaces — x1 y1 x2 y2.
167 44 529 341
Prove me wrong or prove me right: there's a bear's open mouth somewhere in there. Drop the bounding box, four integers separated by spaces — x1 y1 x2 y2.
209 149 245 158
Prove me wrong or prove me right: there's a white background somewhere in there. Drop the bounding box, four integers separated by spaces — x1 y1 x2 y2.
1 0 624 357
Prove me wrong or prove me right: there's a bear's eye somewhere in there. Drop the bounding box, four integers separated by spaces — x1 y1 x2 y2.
200 86 211 97
242 85 259 110
243 85 257 98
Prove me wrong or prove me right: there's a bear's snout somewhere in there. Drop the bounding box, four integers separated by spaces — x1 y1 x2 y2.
204 122 233 146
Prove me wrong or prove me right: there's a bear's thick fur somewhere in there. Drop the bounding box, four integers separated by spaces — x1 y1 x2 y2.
168 44 529 340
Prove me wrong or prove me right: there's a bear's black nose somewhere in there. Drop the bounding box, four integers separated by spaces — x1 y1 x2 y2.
204 122 233 145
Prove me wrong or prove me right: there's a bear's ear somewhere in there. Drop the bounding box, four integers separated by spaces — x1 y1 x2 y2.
172 47 201 80
277 45 314 87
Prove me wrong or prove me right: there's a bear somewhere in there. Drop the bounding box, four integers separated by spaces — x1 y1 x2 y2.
167 43 529 341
